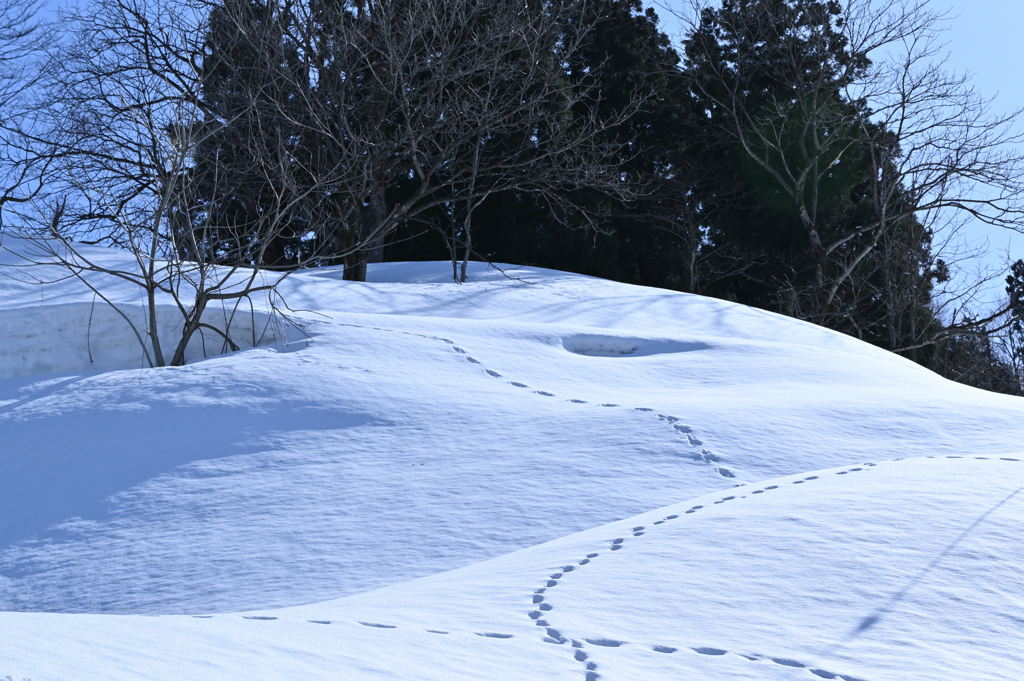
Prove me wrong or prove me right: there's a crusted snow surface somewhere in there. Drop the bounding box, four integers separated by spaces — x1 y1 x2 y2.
1 246 1023 679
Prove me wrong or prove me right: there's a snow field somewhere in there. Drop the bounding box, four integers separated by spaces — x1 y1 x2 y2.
3 457 1022 680
1 253 1023 679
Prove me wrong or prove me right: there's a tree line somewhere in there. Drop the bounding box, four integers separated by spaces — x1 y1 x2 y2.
0 0 1023 392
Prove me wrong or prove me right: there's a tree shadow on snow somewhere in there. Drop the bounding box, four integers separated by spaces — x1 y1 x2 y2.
0 368 382 553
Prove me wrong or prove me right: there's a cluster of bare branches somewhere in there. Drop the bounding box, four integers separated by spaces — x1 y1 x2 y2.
0 0 298 367
275 0 642 282
0 0 643 366
675 0 1024 340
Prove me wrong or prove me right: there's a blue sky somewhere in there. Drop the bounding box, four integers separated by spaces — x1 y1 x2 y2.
936 0 1024 300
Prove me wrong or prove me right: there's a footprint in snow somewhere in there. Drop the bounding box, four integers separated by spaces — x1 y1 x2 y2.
586 638 624 647
448 339 728 481
772 658 805 668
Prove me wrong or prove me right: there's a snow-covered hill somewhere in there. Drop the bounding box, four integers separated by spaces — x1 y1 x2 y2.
1 247 1022 680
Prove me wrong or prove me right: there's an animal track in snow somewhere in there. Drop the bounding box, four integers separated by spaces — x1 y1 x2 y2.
772 657 805 667
221 458 1018 677
333 322 720 478
376 330 733 482
521 502 710 677
338 325 726 481
515 458 1007 680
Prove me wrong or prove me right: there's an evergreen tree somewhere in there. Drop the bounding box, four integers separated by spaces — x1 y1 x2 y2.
174 0 312 267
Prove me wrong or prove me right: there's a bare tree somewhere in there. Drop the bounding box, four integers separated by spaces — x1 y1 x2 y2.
0 0 644 369
1 0 321 367
278 0 643 281
675 0 1024 324
0 0 52 225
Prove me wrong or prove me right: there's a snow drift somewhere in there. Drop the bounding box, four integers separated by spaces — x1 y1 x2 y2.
1 249 1022 680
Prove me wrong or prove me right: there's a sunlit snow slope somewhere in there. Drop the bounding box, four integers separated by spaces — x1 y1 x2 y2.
1 244 1023 680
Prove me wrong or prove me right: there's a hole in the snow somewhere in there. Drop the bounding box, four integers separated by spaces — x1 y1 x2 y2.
562 334 710 358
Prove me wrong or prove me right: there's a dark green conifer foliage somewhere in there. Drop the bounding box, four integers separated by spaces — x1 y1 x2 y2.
174 0 312 267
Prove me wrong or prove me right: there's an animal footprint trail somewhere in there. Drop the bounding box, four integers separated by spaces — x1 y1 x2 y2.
344 323 731 483
517 463 917 681
653 413 732 477
261 616 518 642
523 510 693 679
215 458 1012 677
447 338 730 480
